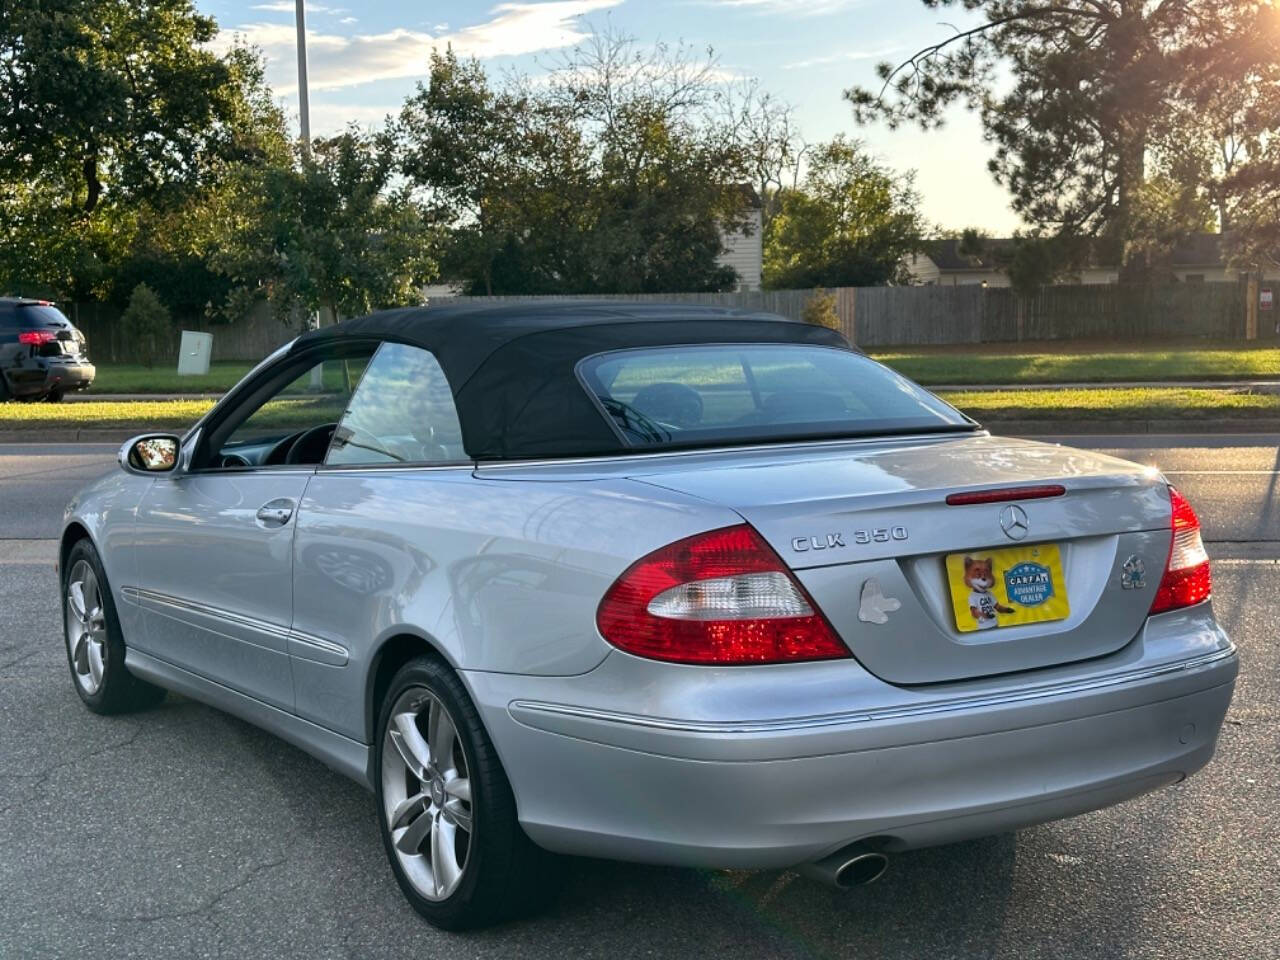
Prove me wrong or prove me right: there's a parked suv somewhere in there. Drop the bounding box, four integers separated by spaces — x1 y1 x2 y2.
0 299 95 402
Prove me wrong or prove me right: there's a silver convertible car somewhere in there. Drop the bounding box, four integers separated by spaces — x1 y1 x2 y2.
60 303 1237 928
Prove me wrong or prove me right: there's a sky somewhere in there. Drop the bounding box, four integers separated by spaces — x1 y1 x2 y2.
198 0 1021 234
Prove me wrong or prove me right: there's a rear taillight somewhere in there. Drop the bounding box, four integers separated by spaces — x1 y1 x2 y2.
1149 486 1211 615
18 330 56 345
596 524 849 665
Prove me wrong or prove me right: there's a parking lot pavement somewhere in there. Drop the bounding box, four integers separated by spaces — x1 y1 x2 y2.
1 437 1278 959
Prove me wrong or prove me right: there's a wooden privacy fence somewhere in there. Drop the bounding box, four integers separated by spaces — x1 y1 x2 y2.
848 282 1248 346
68 301 300 365
67 281 1250 363
455 283 1248 346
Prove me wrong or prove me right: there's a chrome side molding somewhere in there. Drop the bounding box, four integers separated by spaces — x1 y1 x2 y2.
123 586 349 666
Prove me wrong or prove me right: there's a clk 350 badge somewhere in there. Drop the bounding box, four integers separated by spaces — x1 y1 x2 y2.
792 533 846 552
791 527 908 552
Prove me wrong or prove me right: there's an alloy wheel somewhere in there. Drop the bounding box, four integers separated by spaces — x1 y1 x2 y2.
381 686 474 901
65 559 107 694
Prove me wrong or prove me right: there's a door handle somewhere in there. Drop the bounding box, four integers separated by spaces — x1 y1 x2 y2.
256 499 295 528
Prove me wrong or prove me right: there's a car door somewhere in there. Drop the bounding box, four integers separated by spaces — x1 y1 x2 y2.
131 348 372 710
290 342 472 738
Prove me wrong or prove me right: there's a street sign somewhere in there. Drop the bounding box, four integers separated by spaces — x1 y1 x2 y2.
1262 287 1274 311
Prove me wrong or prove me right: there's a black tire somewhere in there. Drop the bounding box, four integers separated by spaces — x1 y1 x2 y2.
61 538 166 714
374 655 562 929
0 373 9 402
44 387 64 403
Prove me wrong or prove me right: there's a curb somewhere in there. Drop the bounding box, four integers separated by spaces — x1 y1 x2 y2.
0 428 146 444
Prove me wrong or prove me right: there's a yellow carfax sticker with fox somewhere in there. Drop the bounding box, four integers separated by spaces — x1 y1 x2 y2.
945 544 1070 633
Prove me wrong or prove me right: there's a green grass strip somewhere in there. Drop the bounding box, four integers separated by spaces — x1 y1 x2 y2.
874 343 1280 386
938 387 1280 420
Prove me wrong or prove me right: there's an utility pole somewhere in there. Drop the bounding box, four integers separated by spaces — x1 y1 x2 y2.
297 0 323 389
1247 271 1260 342
295 0 311 158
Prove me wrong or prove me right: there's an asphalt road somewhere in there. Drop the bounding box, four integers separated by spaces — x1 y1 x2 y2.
1 436 1277 959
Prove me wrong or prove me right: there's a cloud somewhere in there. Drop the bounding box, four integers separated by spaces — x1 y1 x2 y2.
532 63 742 90
217 0 623 93
784 46 900 70
700 0 865 13
307 102 401 135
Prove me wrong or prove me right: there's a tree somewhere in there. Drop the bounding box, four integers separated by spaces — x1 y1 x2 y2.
396 33 752 295
396 50 533 296
764 137 926 289
105 43 294 318
846 1 1280 279
712 78 804 229
120 283 172 368
0 0 292 302
0 0 247 214
548 33 747 294
947 228 1091 294
207 131 439 326
802 288 840 330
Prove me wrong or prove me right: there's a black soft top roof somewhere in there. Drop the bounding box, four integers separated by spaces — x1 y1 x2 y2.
294 300 850 460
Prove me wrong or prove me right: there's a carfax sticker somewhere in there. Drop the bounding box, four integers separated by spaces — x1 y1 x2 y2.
945 544 1070 634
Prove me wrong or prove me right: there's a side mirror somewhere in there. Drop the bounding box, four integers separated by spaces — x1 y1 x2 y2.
120 434 182 475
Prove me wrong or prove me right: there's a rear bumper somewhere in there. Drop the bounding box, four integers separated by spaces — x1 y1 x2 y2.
3 361 94 397
44 361 95 392
465 608 1236 869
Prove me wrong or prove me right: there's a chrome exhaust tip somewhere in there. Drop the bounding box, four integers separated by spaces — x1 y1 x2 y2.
800 846 889 889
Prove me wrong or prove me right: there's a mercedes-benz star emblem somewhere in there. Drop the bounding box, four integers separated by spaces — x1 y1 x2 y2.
999 504 1030 541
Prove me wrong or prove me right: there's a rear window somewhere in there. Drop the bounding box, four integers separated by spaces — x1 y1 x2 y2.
17 304 71 326
578 344 972 449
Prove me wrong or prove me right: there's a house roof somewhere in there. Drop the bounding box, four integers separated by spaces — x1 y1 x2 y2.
1169 233 1226 268
921 238 1019 271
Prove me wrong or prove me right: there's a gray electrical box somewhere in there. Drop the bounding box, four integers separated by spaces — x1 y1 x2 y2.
177 331 214 376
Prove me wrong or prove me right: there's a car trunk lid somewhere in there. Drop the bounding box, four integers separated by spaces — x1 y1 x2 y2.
628 434 1173 684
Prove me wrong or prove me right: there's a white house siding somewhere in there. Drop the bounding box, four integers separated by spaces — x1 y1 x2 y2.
905 254 942 285
717 209 763 291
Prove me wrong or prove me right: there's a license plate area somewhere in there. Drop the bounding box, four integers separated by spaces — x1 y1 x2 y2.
945 543 1070 633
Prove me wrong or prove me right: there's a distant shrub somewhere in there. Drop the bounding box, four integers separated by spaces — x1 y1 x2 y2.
803 288 841 331
121 283 172 368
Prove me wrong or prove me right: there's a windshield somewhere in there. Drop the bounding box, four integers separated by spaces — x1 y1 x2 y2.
578 344 973 449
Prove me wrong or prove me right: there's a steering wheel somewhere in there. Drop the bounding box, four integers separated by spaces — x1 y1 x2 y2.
286 422 339 465
264 429 305 466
